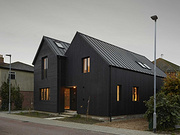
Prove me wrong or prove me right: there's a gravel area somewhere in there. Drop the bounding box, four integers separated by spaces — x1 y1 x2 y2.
96 118 149 131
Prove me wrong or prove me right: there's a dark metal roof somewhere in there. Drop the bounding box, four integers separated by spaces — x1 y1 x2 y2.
0 62 34 72
79 32 166 77
32 36 70 65
44 36 70 56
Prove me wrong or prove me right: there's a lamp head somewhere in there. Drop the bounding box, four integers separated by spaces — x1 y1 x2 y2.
6 54 11 57
151 15 158 21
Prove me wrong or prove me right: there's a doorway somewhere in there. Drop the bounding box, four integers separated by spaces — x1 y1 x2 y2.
64 87 77 110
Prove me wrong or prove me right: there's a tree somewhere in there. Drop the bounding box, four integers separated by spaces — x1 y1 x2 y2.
0 80 24 110
162 72 180 95
144 73 180 130
144 92 180 130
0 81 9 110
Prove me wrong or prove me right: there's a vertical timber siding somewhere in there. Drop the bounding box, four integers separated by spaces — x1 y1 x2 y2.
110 66 164 116
34 40 58 112
65 34 110 116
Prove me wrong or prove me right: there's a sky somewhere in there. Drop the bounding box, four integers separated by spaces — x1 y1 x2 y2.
0 0 180 66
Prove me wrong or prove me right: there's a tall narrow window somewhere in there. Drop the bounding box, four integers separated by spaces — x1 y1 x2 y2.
42 57 48 79
83 57 90 73
117 85 121 101
132 87 139 101
40 88 50 100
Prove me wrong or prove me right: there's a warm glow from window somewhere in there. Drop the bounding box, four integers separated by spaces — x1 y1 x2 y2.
88 57 90 72
44 57 48 69
40 88 50 100
117 86 119 101
132 87 138 101
64 88 70 109
83 57 90 73
83 58 87 73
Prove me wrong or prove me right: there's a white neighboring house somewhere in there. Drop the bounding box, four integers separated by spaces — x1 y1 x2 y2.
0 54 34 109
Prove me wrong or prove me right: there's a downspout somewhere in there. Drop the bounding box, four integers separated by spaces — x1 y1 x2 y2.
109 65 112 122
57 56 60 114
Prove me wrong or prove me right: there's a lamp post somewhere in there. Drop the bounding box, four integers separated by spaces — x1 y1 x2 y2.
6 54 11 114
151 15 158 133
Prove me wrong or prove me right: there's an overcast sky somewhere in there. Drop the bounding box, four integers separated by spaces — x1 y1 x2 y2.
0 0 180 66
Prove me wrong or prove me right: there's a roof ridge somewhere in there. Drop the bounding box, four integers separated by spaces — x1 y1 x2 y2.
12 61 33 67
43 36 70 45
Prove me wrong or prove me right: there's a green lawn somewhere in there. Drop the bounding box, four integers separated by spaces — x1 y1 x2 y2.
57 115 103 124
16 112 54 118
15 112 103 124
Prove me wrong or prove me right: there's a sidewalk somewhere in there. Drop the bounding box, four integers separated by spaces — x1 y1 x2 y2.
0 111 160 135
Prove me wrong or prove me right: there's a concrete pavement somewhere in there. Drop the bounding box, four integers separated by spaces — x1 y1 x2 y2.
0 111 161 135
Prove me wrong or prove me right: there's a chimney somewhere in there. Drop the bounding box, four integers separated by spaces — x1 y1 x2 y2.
0 55 4 63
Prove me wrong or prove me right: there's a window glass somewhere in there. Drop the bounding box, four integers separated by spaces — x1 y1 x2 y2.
83 58 87 73
117 85 121 101
88 57 90 72
40 88 50 100
42 57 48 79
137 62 146 68
54 42 64 48
117 86 119 101
132 87 139 101
144 64 151 70
9 71 16 79
83 57 90 73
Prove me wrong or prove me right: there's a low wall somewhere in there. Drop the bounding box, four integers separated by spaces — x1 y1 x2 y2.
20 91 34 110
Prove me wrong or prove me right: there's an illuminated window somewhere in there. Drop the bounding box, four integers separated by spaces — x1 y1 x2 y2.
83 57 90 73
42 57 48 79
40 88 50 100
117 85 121 101
132 87 139 101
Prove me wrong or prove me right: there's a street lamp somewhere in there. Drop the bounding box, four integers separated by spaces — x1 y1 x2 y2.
6 54 11 113
151 15 158 133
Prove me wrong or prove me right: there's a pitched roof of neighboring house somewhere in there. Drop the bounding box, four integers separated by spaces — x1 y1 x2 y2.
0 61 34 72
78 32 166 77
32 36 70 64
154 58 180 73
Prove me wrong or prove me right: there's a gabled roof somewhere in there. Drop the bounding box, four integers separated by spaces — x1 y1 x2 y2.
154 58 180 73
32 36 70 64
44 36 70 56
78 32 166 77
0 61 34 72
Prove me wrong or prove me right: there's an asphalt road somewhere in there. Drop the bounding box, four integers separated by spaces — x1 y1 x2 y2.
0 117 113 135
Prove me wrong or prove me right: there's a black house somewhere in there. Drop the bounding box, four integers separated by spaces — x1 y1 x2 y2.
32 32 166 116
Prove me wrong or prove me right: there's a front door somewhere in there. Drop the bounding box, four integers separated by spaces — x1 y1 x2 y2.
64 88 70 110
64 87 77 110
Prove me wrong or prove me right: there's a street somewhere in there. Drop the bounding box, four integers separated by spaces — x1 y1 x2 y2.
0 117 113 135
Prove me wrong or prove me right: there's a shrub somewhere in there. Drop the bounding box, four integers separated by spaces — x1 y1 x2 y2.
0 81 9 110
0 80 24 110
12 85 24 110
145 92 180 130
145 73 180 130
